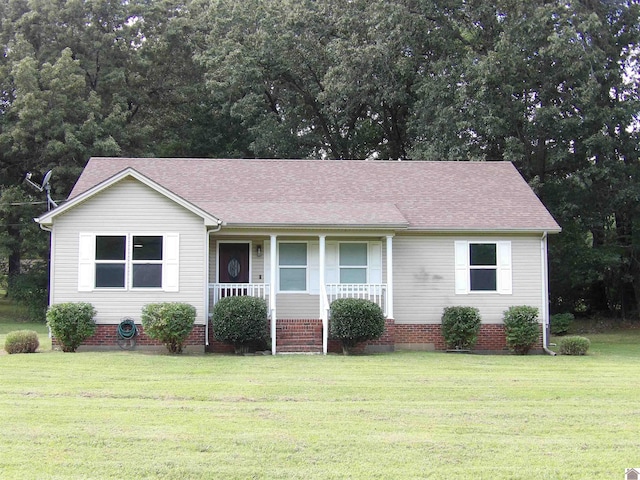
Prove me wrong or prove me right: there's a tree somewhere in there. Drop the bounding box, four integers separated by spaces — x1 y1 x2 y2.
409 0 640 317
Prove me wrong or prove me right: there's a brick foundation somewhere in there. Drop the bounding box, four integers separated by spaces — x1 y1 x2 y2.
59 320 542 353
53 324 206 352
395 323 543 352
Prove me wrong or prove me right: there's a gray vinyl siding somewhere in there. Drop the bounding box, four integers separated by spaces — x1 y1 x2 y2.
393 234 543 324
51 178 207 325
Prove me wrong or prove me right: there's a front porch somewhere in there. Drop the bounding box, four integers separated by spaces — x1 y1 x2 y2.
206 234 395 354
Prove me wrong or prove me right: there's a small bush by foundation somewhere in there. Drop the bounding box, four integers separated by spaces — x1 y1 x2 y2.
141 302 196 354
330 298 385 354
211 296 269 354
441 306 481 350
503 305 540 355
559 336 590 355
4 330 39 354
46 302 97 352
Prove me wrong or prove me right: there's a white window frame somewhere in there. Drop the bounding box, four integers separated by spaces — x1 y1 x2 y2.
454 240 512 295
78 233 179 292
338 242 369 284
277 241 308 293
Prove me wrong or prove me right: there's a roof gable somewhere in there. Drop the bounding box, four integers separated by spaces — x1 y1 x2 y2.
53 157 560 232
36 167 222 227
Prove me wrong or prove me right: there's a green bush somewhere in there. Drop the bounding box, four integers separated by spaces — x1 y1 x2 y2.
330 298 385 354
503 305 540 355
46 302 97 352
4 330 39 354
211 296 269 353
141 302 197 354
441 306 481 350
550 313 574 336
559 336 590 355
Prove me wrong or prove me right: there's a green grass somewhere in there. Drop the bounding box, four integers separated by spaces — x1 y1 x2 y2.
0 329 639 479
0 296 51 351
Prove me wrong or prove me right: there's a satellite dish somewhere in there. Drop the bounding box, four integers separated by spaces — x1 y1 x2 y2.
24 169 58 210
42 170 52 188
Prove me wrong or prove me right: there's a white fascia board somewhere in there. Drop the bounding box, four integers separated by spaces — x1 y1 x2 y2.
35 168 222 227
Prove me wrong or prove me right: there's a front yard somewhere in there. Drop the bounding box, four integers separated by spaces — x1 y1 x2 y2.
0 318 639 479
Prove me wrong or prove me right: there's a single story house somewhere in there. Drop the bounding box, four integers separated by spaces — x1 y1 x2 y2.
36 158 561 353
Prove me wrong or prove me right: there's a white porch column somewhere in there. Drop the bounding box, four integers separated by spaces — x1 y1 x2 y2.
270 234 277 355
319 235 327 354
386 235 394 319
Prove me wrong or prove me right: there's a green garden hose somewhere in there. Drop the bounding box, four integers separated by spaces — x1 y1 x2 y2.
117 318 137 339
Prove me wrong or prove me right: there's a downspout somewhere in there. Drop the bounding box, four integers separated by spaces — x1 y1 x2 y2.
37 220 53 340
206 221 223 347
540 231 556 356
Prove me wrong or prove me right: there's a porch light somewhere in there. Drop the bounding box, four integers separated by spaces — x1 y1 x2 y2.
256 244 262 257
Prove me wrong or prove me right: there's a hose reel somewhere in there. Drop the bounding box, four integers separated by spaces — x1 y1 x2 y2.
117 317 138 350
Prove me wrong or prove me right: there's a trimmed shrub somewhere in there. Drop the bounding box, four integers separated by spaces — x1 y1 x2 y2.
559 336 590 355
211 296 269 354
503 305 540 355
4 330 39 354
550 313 574 336
46 302 97 352
330 298 385 354
141 302 196 354
441 306 481 350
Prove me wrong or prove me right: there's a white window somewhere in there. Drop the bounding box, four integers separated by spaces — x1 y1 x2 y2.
78 233 179 292
454 241 512 294
339 243 368 283
278 242 307 292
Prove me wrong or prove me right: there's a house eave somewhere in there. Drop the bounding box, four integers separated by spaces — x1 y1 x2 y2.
404 226 562 234
221 222 409 231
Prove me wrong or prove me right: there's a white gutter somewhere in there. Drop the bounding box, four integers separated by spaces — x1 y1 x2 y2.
205 221 223 347
540 231 556 356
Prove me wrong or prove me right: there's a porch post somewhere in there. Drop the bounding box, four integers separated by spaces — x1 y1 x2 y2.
386 235 394 319
270 234 277 355
319 234 327 354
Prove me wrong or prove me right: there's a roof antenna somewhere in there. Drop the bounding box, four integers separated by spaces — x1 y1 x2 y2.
25 169 58 210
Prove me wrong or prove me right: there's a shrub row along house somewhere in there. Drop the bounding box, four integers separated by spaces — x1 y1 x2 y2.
36 158 561 353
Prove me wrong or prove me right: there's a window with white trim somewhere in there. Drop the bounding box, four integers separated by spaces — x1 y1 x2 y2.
454 241 512 294
95 236 126 288
339 243 367 283
79 233 179 292
278 242 307 291
469 243 497 291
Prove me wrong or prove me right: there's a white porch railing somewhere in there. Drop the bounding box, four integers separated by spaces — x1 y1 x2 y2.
209 283 270 307
325 283 388 317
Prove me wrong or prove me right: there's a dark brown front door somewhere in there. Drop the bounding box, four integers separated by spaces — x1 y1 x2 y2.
219 243 250 283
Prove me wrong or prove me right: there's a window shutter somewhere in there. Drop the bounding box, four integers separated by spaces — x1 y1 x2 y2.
264 240 271 285
497 241 512 295
454 241 469 294
163 233 180 292
78 233 95 292
369 241 382 284
309 241 320 294
325 242 339 284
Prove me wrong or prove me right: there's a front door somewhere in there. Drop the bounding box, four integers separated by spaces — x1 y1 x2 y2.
219 243 250 284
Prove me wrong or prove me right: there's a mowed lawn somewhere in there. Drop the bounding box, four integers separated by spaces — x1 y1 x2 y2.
1 312 639 479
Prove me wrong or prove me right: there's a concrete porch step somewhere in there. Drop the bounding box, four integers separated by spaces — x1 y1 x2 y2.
276 344 323 353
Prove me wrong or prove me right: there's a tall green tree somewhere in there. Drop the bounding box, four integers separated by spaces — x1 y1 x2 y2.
410 0 640 316
193 0 441 159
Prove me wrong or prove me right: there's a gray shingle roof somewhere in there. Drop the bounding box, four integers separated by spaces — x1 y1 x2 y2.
68 158 561 232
